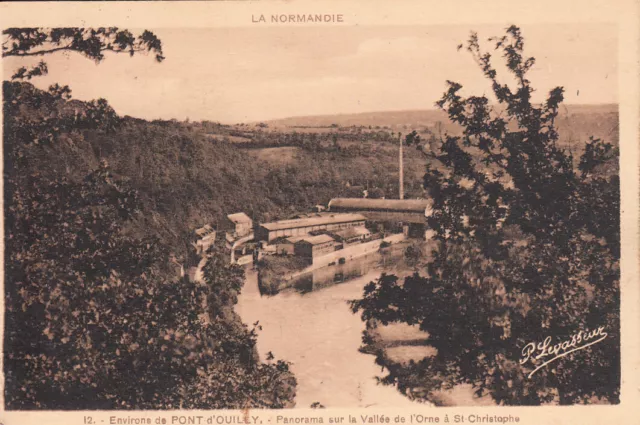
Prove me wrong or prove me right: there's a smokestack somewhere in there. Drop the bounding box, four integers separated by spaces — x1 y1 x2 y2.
399 132 404 200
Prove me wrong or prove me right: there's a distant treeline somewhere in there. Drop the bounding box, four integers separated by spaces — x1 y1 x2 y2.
228 128 400 149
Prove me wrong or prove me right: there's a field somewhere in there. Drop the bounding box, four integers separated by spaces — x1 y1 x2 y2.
246 146 302 165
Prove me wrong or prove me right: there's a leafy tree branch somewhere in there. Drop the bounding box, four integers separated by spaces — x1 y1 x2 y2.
3 28 164 80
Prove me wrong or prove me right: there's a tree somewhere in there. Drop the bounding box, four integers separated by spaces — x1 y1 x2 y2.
3 27 295 409
404 130 421 146
3 156 294 408
368 187 386 199
351 26 619 405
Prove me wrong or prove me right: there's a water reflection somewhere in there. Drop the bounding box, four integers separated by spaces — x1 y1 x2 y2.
290 253 384 294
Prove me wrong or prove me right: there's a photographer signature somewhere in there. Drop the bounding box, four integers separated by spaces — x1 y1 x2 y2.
520 327 608 378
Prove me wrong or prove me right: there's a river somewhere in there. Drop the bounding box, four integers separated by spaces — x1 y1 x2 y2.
236 256 422 409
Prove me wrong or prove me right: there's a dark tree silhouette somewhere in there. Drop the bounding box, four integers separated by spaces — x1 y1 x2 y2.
351 26 619 405
3 27 295 409
404 130 421 146
3 28 164 81
3 28 164 61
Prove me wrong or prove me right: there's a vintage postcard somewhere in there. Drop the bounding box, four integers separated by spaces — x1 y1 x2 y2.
0 0 638 424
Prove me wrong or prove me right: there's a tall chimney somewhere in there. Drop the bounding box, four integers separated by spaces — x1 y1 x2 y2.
398 132 404 200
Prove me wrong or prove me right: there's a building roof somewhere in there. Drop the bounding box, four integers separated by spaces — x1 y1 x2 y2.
295 234 336 245
194 224 215 237
331 227 371 239
286 236 306 244
227 212 253 224
260 213 367 231
272 236 305 244
328 198 431 213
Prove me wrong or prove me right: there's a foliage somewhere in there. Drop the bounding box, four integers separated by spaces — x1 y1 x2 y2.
256 256 308 295
10 60 48 81
3 159 294 408
367 187 386 199
73 115 428 237
379 241 392 249
404 130 421 146
3 27 164 65
3 28 163 85
403 242 422 268
351 26 619 405
3 27 294 409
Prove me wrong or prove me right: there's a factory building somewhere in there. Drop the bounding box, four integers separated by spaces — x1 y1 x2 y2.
224 212 253 238
293 235 337 261
327 198 432 239
328 198 432 222
255 213 367 242
273 236 305 255
329 226 372 245
193 224 217 255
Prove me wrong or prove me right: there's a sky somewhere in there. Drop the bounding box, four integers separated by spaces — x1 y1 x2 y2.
2 23 617 123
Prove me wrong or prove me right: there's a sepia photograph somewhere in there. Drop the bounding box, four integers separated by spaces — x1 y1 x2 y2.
0 9 630 417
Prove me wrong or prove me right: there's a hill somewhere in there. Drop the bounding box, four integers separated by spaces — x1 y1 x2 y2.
5 83 619 254
264 109 451 129
263 104 619 148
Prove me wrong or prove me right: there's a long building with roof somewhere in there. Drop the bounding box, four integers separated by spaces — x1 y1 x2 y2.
327 197 433 239
255 213 367 242
327 198 432 224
